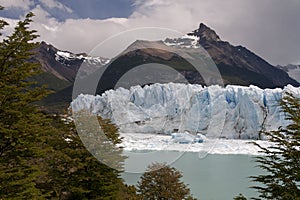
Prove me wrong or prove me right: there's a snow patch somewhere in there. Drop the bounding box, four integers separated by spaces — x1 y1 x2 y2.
55 51 110 66
164 34 200 48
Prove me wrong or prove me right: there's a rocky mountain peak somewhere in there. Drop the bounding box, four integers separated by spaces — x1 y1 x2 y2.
189 23 221 42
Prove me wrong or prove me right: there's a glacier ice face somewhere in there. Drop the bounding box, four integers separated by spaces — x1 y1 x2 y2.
71 83 300 139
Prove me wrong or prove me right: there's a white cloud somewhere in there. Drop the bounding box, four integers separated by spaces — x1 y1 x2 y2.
0 18 18 39
38 0 72 13
24 6 127 54
36 18 127 53
1 0 34 10
2 0 300 65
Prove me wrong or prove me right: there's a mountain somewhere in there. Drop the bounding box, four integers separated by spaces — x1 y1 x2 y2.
30 41 109 91
30 42 109 112
109 23 298 90
276 64 300 83
31 24 299 112
191 24 299 87
71 83 300 139
92 23 299 95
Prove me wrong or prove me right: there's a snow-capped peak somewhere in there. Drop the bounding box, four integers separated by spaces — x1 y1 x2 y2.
55 50 110 66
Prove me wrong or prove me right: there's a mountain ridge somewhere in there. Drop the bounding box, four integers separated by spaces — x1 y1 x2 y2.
176 23 299 87
30 23 299 112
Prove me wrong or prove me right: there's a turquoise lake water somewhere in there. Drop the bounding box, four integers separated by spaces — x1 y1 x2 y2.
122 151 264 200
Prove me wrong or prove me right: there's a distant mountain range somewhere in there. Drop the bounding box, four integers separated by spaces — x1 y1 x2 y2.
31 23 300 112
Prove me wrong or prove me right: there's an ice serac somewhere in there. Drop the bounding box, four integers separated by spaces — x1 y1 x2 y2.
71 83 300 139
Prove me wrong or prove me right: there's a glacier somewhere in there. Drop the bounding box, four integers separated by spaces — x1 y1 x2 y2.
71 83 300 139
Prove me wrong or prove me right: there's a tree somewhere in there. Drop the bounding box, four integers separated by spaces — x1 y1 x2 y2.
0 10 48 158
0 10 53 198
41 114 132 199
251 93 300 200
137 163 196 200
0 8 137 199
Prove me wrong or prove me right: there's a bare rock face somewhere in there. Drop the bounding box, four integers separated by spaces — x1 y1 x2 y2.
189 23 221 42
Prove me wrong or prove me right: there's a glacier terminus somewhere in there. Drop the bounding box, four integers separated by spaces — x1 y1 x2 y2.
71 83 300 140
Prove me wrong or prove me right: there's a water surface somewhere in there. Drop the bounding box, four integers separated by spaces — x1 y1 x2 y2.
122 151 264 200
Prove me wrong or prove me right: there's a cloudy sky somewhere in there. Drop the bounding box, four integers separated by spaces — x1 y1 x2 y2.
1 0 300 65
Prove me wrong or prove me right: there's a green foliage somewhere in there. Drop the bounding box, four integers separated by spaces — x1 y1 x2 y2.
234 193 247 200
98 116 123 145
137 163 197 200
31 72 71 92
38 116 129 199
251 93 300 200
0 8 137 199
0 11 48 156
0 11 52 198
72 111 126 171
